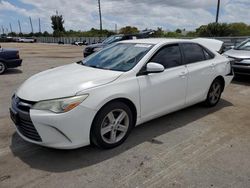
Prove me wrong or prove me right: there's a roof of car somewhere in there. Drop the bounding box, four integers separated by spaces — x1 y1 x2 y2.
119 38 190 45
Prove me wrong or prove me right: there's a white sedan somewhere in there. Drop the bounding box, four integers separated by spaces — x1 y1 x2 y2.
10 39 233 149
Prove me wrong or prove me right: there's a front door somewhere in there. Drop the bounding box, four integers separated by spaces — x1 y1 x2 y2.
137 44 188 122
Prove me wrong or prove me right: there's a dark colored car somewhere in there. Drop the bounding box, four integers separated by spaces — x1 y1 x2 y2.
224 38 250 76
83 31 154 57
0 45 22 74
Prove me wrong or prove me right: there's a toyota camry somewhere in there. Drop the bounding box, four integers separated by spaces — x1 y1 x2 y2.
10 39 233 149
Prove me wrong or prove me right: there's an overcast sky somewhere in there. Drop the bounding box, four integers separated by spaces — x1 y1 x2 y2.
0 0 250 33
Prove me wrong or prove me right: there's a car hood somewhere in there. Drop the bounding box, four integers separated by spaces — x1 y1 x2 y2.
224 49 250 59
1 48 18 52
16 63 123 101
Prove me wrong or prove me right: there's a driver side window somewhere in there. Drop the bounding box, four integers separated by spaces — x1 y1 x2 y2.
150 44 182 69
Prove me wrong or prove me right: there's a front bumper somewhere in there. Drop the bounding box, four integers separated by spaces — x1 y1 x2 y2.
6 59 22 68
10 96 96 149
232 64 250 75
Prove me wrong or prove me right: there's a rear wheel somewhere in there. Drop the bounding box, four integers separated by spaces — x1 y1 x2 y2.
90 101 133 149
205 79 223 107
0 62 6 75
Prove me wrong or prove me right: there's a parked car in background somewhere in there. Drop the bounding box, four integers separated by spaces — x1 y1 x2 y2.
71 40 88 46
0 45 22 74
58 41 64 45
224 38 250 76
10 39 233 149
83 31 154 57
0 35 15 43
18 38 36 43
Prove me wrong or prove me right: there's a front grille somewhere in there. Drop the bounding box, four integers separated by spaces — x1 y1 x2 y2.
17 117 42 142
234 62 250 66
11 96 42 142
13 96 36 112
85 47 92 52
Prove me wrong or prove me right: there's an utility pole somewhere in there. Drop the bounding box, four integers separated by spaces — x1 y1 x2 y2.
38 18 41 33
56 10 59 32
98 0 103 36
18 20 22 33
216 0 220 23
29 16 34 33
1 26 4 35
115 24 117 34
9 23 13 33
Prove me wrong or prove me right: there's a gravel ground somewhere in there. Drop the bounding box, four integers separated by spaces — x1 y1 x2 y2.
0 43 250 188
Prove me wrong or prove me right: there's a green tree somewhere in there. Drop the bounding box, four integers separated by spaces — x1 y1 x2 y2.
152 27 165 37
51 14 65 37
175 28 182 33
196 23 232 37
8 32 17 37
228 22 250 36
43 31 51 37
119 26 139 34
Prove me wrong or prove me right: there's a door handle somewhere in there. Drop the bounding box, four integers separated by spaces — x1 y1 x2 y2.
210 63 215 68
179 71 187 78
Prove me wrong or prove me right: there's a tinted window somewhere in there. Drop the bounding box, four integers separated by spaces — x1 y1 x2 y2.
82 43 153 72
182 43 205 64
203 49 213 60
150 44 182 69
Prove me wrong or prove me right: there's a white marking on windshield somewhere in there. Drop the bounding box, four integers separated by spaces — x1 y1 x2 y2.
134 44 152 48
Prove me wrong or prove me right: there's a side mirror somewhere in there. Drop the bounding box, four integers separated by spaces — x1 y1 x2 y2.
146 62 164 74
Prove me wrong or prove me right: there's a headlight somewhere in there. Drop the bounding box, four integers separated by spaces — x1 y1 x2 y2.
32 94 88 113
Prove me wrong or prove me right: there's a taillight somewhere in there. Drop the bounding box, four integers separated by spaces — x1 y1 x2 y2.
16 52 20 59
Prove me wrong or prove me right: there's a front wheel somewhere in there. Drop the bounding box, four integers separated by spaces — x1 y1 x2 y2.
205 79 223 107
90 101 133 149
0 62 6 75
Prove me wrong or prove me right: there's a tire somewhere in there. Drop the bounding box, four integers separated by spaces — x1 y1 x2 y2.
0 62 6 75
90 101 133 149
205 79 223 107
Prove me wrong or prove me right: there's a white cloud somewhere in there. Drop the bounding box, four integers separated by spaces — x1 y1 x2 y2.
0 0 250 32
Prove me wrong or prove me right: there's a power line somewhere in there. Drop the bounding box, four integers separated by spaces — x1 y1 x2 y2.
216 0 220 23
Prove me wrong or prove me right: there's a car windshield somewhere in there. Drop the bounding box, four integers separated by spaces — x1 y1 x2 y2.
102 36 123 44
81 43 153 72
235 39 250 51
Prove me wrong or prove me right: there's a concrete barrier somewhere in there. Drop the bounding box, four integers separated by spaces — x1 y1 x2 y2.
36 36 250 48
37 37 106 44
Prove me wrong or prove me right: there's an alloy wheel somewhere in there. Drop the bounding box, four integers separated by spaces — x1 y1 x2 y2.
100 109 129 144
208 82 222 105
0 62 5 74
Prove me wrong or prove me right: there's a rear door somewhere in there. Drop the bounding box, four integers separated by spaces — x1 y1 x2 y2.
180 43 215 105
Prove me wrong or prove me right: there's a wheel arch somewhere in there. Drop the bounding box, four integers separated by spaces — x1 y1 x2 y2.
94 97 138 127
214 75 225 92
89 97 138 146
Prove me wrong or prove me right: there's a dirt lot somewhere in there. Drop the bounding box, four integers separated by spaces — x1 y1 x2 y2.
0 43 250 188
